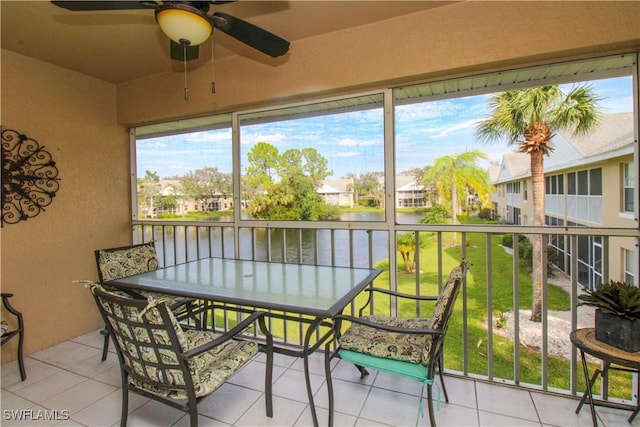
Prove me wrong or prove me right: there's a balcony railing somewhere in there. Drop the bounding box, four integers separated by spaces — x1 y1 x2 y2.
132 219 639 413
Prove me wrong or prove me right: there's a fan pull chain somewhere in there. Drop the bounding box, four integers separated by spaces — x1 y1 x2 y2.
210 38 216 94
182 40 189 100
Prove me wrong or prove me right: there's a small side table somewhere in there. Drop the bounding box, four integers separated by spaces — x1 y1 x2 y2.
570 328 640 426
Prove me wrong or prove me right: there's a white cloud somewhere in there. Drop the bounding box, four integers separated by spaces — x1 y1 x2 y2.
333 151 361 158
185 130 231 143
240 132 287 146
138 140 168 148
432 118 482 139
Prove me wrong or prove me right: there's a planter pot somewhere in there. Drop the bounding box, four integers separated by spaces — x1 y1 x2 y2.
595 309 640 352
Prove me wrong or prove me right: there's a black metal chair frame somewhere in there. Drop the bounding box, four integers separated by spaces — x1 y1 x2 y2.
334 260 469 427
91 285 273 427
95 242 204 361
345 288 452 396
1 293 26 381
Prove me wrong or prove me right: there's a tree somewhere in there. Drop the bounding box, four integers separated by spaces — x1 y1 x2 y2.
403 166 430 183
345 172 384 207
361 172 385 208
244 142 337 220
180 167 232 211
422 149 493 226
281 147 330 188
397 232 417 273
137 170 161 218
243 142 280 207
476 84 602 322
404 166 437 207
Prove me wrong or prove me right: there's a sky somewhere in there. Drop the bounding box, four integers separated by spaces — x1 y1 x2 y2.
136 76 633 180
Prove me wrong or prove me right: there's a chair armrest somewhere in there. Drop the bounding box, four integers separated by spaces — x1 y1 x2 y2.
1 294 23 319
185 311 268 358
334 314 444 336
365 287 439 301
358 287 438 316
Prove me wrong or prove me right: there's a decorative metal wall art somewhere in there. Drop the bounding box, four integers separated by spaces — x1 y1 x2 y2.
1 127 60 226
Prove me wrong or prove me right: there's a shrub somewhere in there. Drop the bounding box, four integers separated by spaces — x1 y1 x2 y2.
478 208 493 219
374 259 389 271
419 203 449 224
501 234 557 275
501 233 528 248
495 311 508 329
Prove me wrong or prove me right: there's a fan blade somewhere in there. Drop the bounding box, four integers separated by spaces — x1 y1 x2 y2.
51 1 154 11
210 12 289 58
170 41 200 61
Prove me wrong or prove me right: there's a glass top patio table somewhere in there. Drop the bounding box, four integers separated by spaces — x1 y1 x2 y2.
104 257 382 318
105 257 381 427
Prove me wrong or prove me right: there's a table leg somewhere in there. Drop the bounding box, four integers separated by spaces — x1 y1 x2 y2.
325 340 334 427
630 374 640 422
576 349 599 427
304 317 324 427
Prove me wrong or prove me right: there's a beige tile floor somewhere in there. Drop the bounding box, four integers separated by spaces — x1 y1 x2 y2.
1 330 636 426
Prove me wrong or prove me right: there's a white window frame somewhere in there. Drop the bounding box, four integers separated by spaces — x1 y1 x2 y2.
623 248 637 284
622 161 635 213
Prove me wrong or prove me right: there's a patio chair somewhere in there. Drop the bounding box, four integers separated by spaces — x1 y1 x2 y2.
335 259 470 427
1 293 26 381
95 242 202 361
89 282 273 427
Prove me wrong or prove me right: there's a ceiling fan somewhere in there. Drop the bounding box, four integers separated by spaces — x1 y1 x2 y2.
50 1 291 60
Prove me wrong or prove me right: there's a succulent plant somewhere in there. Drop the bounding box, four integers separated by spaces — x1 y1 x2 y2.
578 280 640 320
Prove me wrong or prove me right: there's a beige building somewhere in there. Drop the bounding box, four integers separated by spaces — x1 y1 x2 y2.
318 179 354 207
491 113 636 289
144 179 234 217
395 175 429 208
146 177 428 213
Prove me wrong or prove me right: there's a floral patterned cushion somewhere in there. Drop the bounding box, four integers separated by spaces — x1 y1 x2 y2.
91 284 257 401
338 316 431 364
96 243 185 308
338 265 463 366
129 330 258 400
430 265 463 330
96 243 159 281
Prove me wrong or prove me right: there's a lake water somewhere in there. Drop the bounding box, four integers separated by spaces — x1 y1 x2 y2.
152 212 423 268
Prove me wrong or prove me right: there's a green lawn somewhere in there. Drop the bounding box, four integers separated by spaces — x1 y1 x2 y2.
210 216 635 400
388 225 633 399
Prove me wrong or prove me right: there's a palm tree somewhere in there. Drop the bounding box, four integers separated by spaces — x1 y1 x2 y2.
397 232 417 273
422 149 493 227
476 85 601 322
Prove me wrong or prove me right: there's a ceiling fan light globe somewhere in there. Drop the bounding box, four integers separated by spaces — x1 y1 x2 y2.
156 7 212 46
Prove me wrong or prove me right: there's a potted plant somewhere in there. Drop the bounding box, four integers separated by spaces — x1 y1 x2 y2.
578 280 640 352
